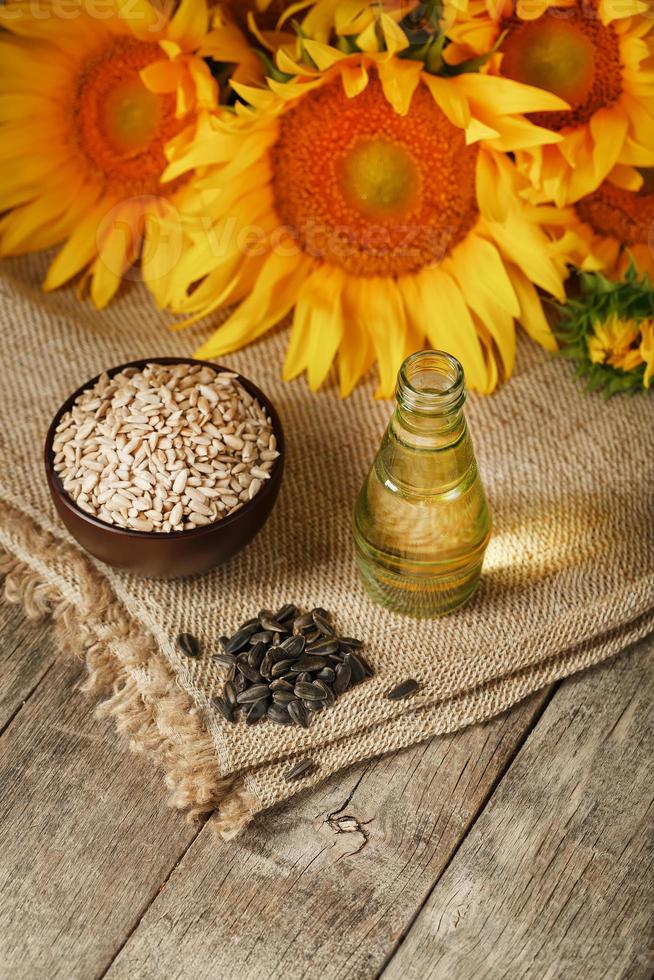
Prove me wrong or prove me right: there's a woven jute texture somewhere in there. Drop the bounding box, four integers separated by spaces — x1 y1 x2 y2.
1 253 653 834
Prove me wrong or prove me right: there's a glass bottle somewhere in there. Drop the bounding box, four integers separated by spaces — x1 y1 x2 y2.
353 350 491 618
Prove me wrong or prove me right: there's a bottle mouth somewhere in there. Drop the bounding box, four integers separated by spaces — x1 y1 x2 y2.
397 350 466 415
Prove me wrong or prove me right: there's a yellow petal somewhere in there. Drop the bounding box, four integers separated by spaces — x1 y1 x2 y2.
448 234 519 377
455 72 570 115
487 212 565 299
378 58 422 116
506 263 558 353
284 265 346 390
379 12 410 54
422 74 471 129
338 278 376 396
399 267 490 394
140 59 182 94
44 200 111 291
350 276 408 398
194 250 314 359
302 39 347 71
91 205 140 308
341 62 369 98
168 0 208 50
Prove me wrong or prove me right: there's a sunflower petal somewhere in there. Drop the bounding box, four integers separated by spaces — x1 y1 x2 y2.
194 249 314 359
399 267 490 394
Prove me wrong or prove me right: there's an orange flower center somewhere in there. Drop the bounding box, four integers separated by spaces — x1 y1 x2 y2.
271 76 479 277
575 179 654 245
74 37 187 195
500 6 622 130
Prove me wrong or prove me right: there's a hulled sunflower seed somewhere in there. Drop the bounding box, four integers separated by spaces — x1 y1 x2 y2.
386 679 420 701
271 658 297 677
213 652 236 669
285 758 314 781
176 632 200 658
52 363 278 532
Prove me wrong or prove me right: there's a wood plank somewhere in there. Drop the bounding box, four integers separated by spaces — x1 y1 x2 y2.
0 600 57 732
382 637 654 980
101 689 552 980
0 645 200 980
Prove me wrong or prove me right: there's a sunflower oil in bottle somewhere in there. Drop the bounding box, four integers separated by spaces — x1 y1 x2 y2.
353 350 491 618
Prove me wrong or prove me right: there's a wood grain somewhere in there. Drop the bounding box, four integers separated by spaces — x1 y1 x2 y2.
0 651 200 980
102 690 552 980
0 601 56 733
382 637 654 980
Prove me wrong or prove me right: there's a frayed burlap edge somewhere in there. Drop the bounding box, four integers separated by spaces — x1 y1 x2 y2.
0 499 257 840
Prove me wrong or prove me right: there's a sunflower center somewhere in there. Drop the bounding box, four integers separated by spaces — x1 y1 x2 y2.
271 76 479 277
574 181 654 246
339 139 419 216
500 7 622 129
75 37 187 195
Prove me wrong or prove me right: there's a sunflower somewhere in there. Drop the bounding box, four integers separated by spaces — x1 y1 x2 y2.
555 268 654 393
443 0 654 205
545 168 654 278
587 313 652 380
160 39 569 397
0 0 223 308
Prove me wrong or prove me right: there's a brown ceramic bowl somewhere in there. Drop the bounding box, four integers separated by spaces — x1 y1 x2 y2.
44 357 285 579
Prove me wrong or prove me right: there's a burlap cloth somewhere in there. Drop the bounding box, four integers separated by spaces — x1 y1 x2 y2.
1 253 653 836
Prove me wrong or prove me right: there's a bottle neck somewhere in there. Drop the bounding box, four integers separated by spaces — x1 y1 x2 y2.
392 350 467 450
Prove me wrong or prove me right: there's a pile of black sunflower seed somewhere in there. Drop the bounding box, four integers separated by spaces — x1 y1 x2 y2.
210 604 373 728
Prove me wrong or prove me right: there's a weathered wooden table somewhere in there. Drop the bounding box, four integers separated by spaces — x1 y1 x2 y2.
1 596 652 979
